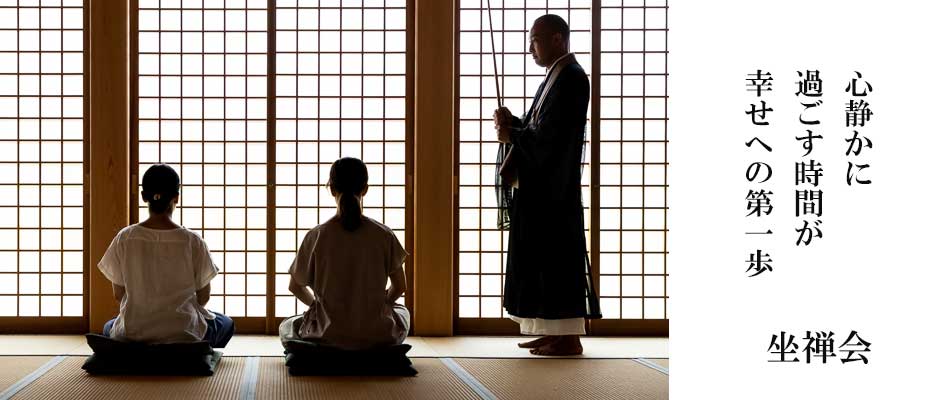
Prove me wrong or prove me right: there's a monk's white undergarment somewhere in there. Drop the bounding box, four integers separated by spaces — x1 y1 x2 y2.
510 316 586 335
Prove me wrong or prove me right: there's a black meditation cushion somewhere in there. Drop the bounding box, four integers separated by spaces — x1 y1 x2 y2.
283 340 417 376
81 334 223 376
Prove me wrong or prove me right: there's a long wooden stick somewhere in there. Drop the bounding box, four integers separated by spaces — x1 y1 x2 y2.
485 0 502 109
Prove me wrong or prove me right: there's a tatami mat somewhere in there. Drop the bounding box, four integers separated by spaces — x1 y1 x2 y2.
215 335 285 356
255 357 480 400
647 358 669 369
0 356 669 400
0 357 53 393
7 357 245 400
400 337 440 357
455 358 668 400
221 336 439 357
422 336 668 358
0 336 86 356
0 335 667 359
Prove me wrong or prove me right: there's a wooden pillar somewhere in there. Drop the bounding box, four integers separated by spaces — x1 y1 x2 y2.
413 0 455 335
87 0 130 332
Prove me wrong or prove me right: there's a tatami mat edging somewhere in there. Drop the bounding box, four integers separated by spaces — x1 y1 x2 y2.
633 358 669 375
440 358 498 400
0 356 66 400
239 356 261 400
1 356 670 400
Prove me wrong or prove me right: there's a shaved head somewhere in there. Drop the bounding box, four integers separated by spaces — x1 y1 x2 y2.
533 14 570 41
529 14 570 67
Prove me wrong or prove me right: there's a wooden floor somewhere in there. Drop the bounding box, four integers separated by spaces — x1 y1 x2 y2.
0 335 669 400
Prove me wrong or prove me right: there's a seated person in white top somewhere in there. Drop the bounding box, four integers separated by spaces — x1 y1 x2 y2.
280 157 410 351
98 164 234 347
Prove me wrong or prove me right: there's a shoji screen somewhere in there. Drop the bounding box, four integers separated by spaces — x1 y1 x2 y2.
598 0 667 320
0 0 85 320
273 0 410 317
456 0 592 321
455 0 668 332
134 0 269 318
133 0 411 330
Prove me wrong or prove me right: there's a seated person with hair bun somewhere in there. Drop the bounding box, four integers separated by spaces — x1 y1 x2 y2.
98 164 234 347
280 157 410 351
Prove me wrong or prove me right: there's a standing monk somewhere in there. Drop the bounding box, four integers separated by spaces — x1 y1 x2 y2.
494 14 601 356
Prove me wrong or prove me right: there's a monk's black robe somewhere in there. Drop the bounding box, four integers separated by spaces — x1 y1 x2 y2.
497 57 602 321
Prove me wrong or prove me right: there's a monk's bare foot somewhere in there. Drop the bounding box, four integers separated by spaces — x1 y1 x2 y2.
518 335 557 349
529 335 583 356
